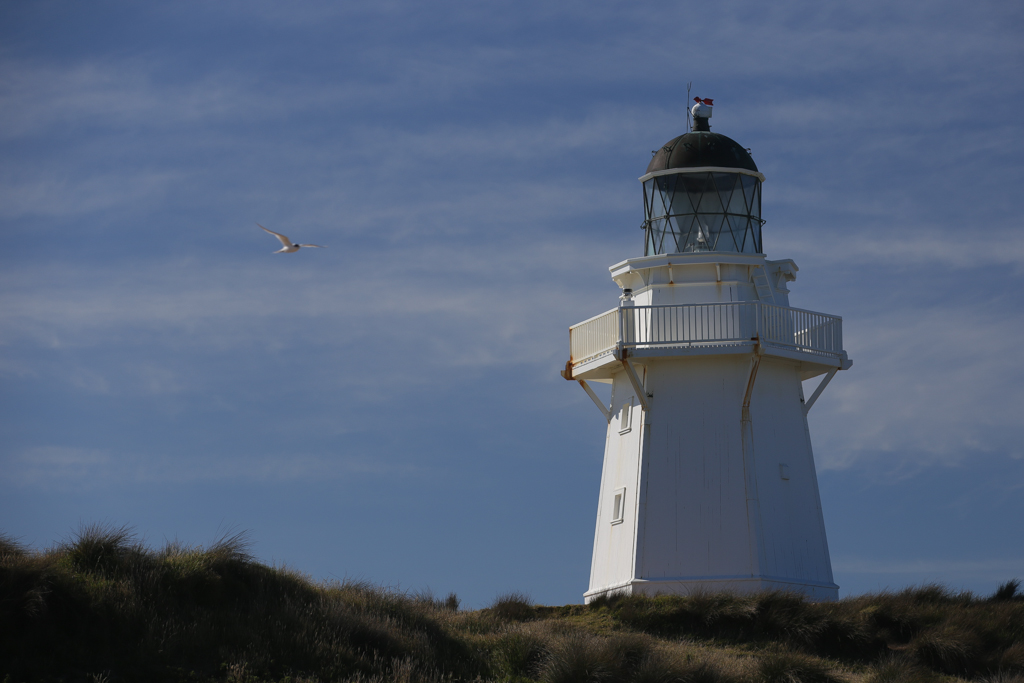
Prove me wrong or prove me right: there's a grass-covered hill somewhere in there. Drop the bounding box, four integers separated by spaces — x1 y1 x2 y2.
2 526 1022 683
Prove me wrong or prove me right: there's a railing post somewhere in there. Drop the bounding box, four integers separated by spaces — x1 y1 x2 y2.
617 288 633 352
616 307 623 351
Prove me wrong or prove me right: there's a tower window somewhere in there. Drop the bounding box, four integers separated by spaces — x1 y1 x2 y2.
780 464 790 480
611 487 626 524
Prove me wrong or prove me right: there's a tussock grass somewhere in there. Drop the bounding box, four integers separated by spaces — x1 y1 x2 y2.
1 525 477 682
489 591 537 622
490 629 546 678
2 527 1022 682
600 583 1023 677
753 648 848 683
863 654 939 683
992 580 1021 603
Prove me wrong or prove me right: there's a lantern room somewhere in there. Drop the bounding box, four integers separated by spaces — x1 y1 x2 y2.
641 99 765 256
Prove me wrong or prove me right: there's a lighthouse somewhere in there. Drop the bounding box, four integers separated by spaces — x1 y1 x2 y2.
564 99 851 602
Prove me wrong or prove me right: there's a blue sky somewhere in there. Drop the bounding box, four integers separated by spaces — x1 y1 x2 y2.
2 1 1022 607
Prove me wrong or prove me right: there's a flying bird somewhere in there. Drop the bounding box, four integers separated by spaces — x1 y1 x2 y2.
257 224 326 253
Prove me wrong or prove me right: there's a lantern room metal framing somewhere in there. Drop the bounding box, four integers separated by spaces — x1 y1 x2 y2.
641 169 764 255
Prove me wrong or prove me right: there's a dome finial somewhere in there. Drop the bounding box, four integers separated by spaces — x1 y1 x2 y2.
691 97 713 132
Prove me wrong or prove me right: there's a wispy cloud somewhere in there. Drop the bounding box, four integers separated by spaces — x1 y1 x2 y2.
7 446 114 485
0 169 180 219
833 556 1024 579
0 61 252 139
773 228 1024 269
3 445 421 488
810 301 1024 471
0 237 621 396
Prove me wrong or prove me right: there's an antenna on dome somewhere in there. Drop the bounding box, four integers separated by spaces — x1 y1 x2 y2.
686 81 692 130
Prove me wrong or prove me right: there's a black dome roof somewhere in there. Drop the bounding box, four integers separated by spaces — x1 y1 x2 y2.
646 131 758 175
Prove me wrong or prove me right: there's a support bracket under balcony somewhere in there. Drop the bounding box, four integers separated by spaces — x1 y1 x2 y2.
577 380 612 422
620 357 650 411
802 367 838 415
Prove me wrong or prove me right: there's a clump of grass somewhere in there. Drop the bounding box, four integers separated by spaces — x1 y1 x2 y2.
535 629 740 683
752 649 847 683
0 532 27 559
412 588 461 612
680 660 743 683
992 579 1021 602
537 630 674 683
1000 640 1024 671
586 589 629 610
602 631 656 673
864 654 939 683
609 590 756 639
979 674 1024 683
489 626 547 679
606 589 874 660
491 590 536 621
910 623 981 676
537 630 611 683
62 522 140 575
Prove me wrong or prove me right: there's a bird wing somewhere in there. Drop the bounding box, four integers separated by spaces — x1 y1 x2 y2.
258 223 292 247
297 244 326 248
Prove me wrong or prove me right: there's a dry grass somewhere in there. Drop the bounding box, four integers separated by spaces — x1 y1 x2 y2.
1 527 1022 682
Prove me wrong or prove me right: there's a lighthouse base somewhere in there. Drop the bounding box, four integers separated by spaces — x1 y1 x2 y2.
584 576 839 604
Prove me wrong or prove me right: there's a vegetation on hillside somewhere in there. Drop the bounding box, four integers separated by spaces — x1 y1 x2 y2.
2 526 1022 683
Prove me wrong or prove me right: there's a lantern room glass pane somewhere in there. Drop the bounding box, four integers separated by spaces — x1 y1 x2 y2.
644 171 762 255
726 180 748 215
740 175 759 215
728 215 749 251
695 181 724 214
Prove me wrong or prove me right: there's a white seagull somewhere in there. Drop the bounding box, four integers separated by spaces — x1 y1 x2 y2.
258 224 326 253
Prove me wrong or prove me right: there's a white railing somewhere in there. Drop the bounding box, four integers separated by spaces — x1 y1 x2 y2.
570 302 843 366
569 308 619 366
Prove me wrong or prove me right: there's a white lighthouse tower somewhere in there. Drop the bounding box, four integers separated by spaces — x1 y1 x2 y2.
564 99 851 602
